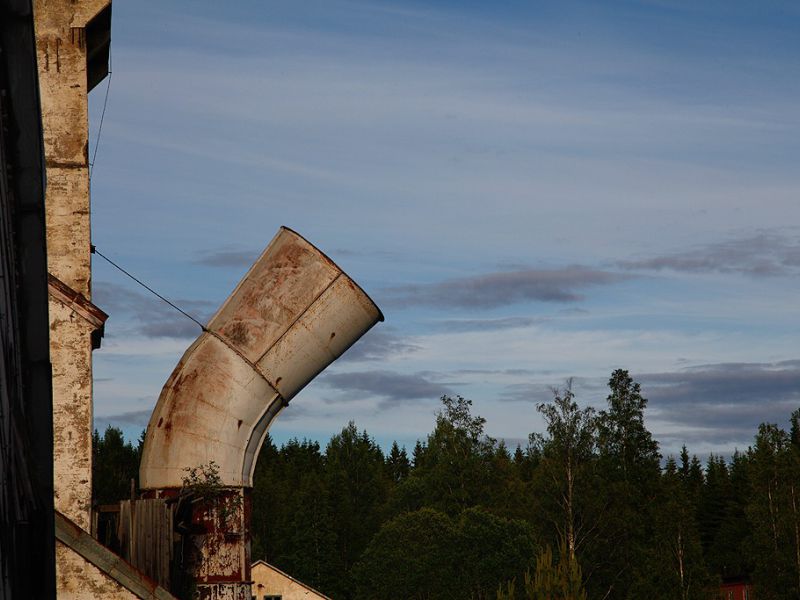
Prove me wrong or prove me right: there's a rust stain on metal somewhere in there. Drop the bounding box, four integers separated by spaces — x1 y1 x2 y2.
210 231 340 364
195 583 251 600
225 322 250 347
141 227 382 491
174 490 252 598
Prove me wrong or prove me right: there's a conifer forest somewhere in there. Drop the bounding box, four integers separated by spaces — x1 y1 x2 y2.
94 369 800 599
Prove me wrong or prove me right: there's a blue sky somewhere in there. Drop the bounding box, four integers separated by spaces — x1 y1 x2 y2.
89 0 800 459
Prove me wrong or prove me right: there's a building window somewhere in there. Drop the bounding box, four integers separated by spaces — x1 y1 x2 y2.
744 589 749 600
264 596 282 600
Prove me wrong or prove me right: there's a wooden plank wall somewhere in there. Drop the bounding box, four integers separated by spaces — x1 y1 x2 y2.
118 499 174 589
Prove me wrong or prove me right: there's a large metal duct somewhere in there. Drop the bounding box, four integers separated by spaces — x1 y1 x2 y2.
140 227 383 491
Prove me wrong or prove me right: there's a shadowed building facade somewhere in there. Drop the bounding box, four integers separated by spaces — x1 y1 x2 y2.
32 1 176 597
0 0 54 595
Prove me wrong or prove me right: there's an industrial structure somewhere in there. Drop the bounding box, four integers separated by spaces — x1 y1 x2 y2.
0 1 383 597
140 227 383 598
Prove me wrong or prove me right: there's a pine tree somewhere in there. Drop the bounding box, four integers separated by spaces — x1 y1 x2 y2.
385 441 410 483
250 433 280 562
592 369 661 599
497 539 587 600
636 458 713 600
707 450 752 581
326 422 388 598
746 423 796 599
528 541 587 600
92 426 141 505
698 454 731 562
790 409 800 449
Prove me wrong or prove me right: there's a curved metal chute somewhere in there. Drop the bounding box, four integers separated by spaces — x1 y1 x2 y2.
139 227 383 489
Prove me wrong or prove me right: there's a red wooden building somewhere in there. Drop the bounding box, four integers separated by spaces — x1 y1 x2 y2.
720 577 753 600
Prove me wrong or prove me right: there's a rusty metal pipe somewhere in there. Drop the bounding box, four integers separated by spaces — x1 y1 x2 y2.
140 226 383 490
139 227 383 599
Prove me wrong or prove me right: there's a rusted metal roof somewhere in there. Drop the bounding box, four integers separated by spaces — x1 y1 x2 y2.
140 227 383 489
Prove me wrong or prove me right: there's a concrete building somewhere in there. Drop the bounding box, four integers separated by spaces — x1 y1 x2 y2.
250 561 331 600
34 0 110 532
32 1 175 597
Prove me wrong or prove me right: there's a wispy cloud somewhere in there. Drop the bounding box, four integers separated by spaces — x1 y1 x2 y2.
94 409 152 429
94 281 213 339
640 360 800 445
273 402 312 422
455 368 546 377
642 360 800 413
384 267 631 310
319 370 451 407
339 329 420 362
498 382 555 404
498 375 605 404
432 316 542 333
194 248 259 268
621 231 800 277
655 428 763 452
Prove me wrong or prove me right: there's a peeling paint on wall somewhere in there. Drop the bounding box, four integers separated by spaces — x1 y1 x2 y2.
56 542 140 600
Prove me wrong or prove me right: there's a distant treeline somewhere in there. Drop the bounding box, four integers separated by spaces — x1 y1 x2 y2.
93 369 800 600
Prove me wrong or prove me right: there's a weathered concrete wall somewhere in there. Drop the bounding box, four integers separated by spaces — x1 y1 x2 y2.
251 562 330 600
34 0 110 533
34 0 109 296
35 0 110 533
49 299 95 529
56 542 140 600
34 2 113 598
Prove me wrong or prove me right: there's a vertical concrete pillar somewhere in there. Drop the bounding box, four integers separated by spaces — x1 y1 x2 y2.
33 0 110 530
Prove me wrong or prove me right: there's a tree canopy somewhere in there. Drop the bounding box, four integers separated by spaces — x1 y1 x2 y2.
92 370 799 599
